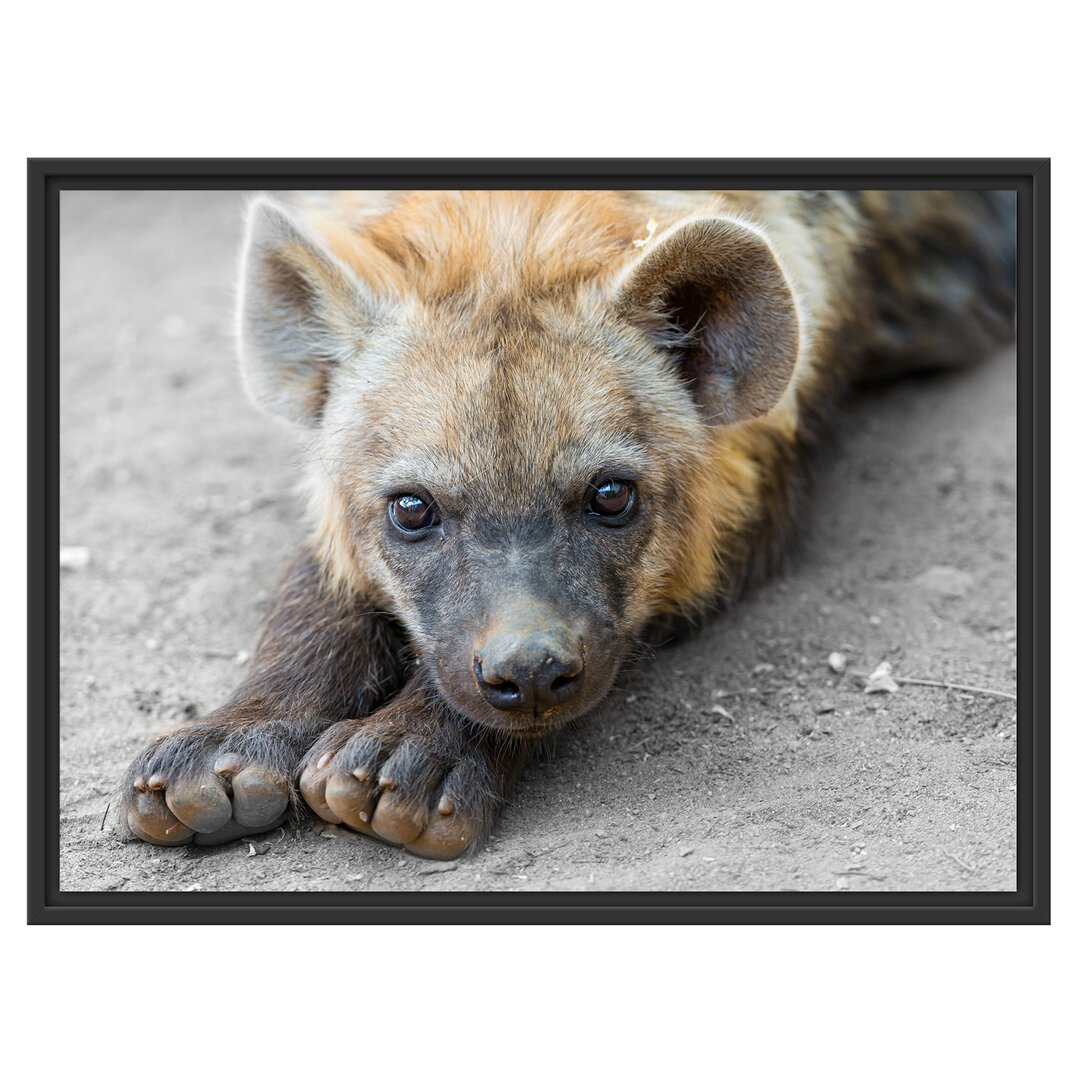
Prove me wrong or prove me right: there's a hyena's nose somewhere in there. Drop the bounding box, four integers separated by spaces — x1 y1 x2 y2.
473 627 585 712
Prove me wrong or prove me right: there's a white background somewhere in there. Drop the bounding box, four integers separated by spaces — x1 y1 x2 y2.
2 2 1071 1076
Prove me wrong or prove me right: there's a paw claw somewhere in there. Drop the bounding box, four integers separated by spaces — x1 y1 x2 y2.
213 752 244 777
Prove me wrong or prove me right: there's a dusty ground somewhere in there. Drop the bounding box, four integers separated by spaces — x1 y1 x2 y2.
58 190 1017 893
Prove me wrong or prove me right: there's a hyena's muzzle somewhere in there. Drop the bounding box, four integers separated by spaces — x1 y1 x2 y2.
472 597 586 714
415 538 633 737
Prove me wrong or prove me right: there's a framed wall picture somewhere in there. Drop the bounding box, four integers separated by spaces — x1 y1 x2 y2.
29 158 1049 923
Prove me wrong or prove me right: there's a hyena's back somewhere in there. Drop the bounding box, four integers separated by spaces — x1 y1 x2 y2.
851 190 1015 380
711 189 1015 383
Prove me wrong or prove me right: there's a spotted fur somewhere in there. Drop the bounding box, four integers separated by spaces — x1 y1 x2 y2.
120 188 1015 858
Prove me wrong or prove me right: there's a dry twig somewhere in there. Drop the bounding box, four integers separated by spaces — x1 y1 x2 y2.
850 672 1016 702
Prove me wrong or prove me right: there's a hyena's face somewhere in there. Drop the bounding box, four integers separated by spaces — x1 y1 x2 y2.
239 193 800 736
317 305 702 735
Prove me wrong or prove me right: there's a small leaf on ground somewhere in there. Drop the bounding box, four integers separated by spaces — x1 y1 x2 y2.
865 661 899 694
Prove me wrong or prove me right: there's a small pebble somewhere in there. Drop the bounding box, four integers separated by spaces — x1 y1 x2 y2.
60 546 91 570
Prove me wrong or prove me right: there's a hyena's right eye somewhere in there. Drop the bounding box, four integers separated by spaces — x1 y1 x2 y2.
389 493 441 533
587 478 637 524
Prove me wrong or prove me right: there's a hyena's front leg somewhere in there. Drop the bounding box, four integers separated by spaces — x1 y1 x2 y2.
121 551 406 846
299 679 528 860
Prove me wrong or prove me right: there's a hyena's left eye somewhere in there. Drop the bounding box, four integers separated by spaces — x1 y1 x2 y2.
389 493 441 533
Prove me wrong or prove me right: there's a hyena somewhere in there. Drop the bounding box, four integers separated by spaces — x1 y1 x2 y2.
121 189 1015 858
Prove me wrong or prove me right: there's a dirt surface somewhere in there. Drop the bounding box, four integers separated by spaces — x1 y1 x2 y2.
58 191 1017 893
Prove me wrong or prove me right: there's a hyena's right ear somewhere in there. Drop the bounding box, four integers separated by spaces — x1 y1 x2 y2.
238 197 373 426
615 217 801 426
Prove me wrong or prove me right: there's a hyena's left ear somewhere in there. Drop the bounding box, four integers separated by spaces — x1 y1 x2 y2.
238 196 374 426
615 217 800 426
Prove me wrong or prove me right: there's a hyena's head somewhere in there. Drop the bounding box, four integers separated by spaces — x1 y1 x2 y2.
237 192 799 737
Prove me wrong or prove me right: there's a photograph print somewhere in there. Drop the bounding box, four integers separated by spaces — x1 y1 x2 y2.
47 176 1030 910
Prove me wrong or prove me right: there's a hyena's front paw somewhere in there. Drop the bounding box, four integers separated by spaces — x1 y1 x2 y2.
299 699 509 860
122 719 301 847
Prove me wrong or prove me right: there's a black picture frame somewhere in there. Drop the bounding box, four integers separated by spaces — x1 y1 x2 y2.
29 158 1050 925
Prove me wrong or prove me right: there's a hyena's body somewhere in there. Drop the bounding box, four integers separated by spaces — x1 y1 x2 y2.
122 189 1014 857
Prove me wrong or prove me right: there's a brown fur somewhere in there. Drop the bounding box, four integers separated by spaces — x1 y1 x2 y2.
120 188 1015 859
